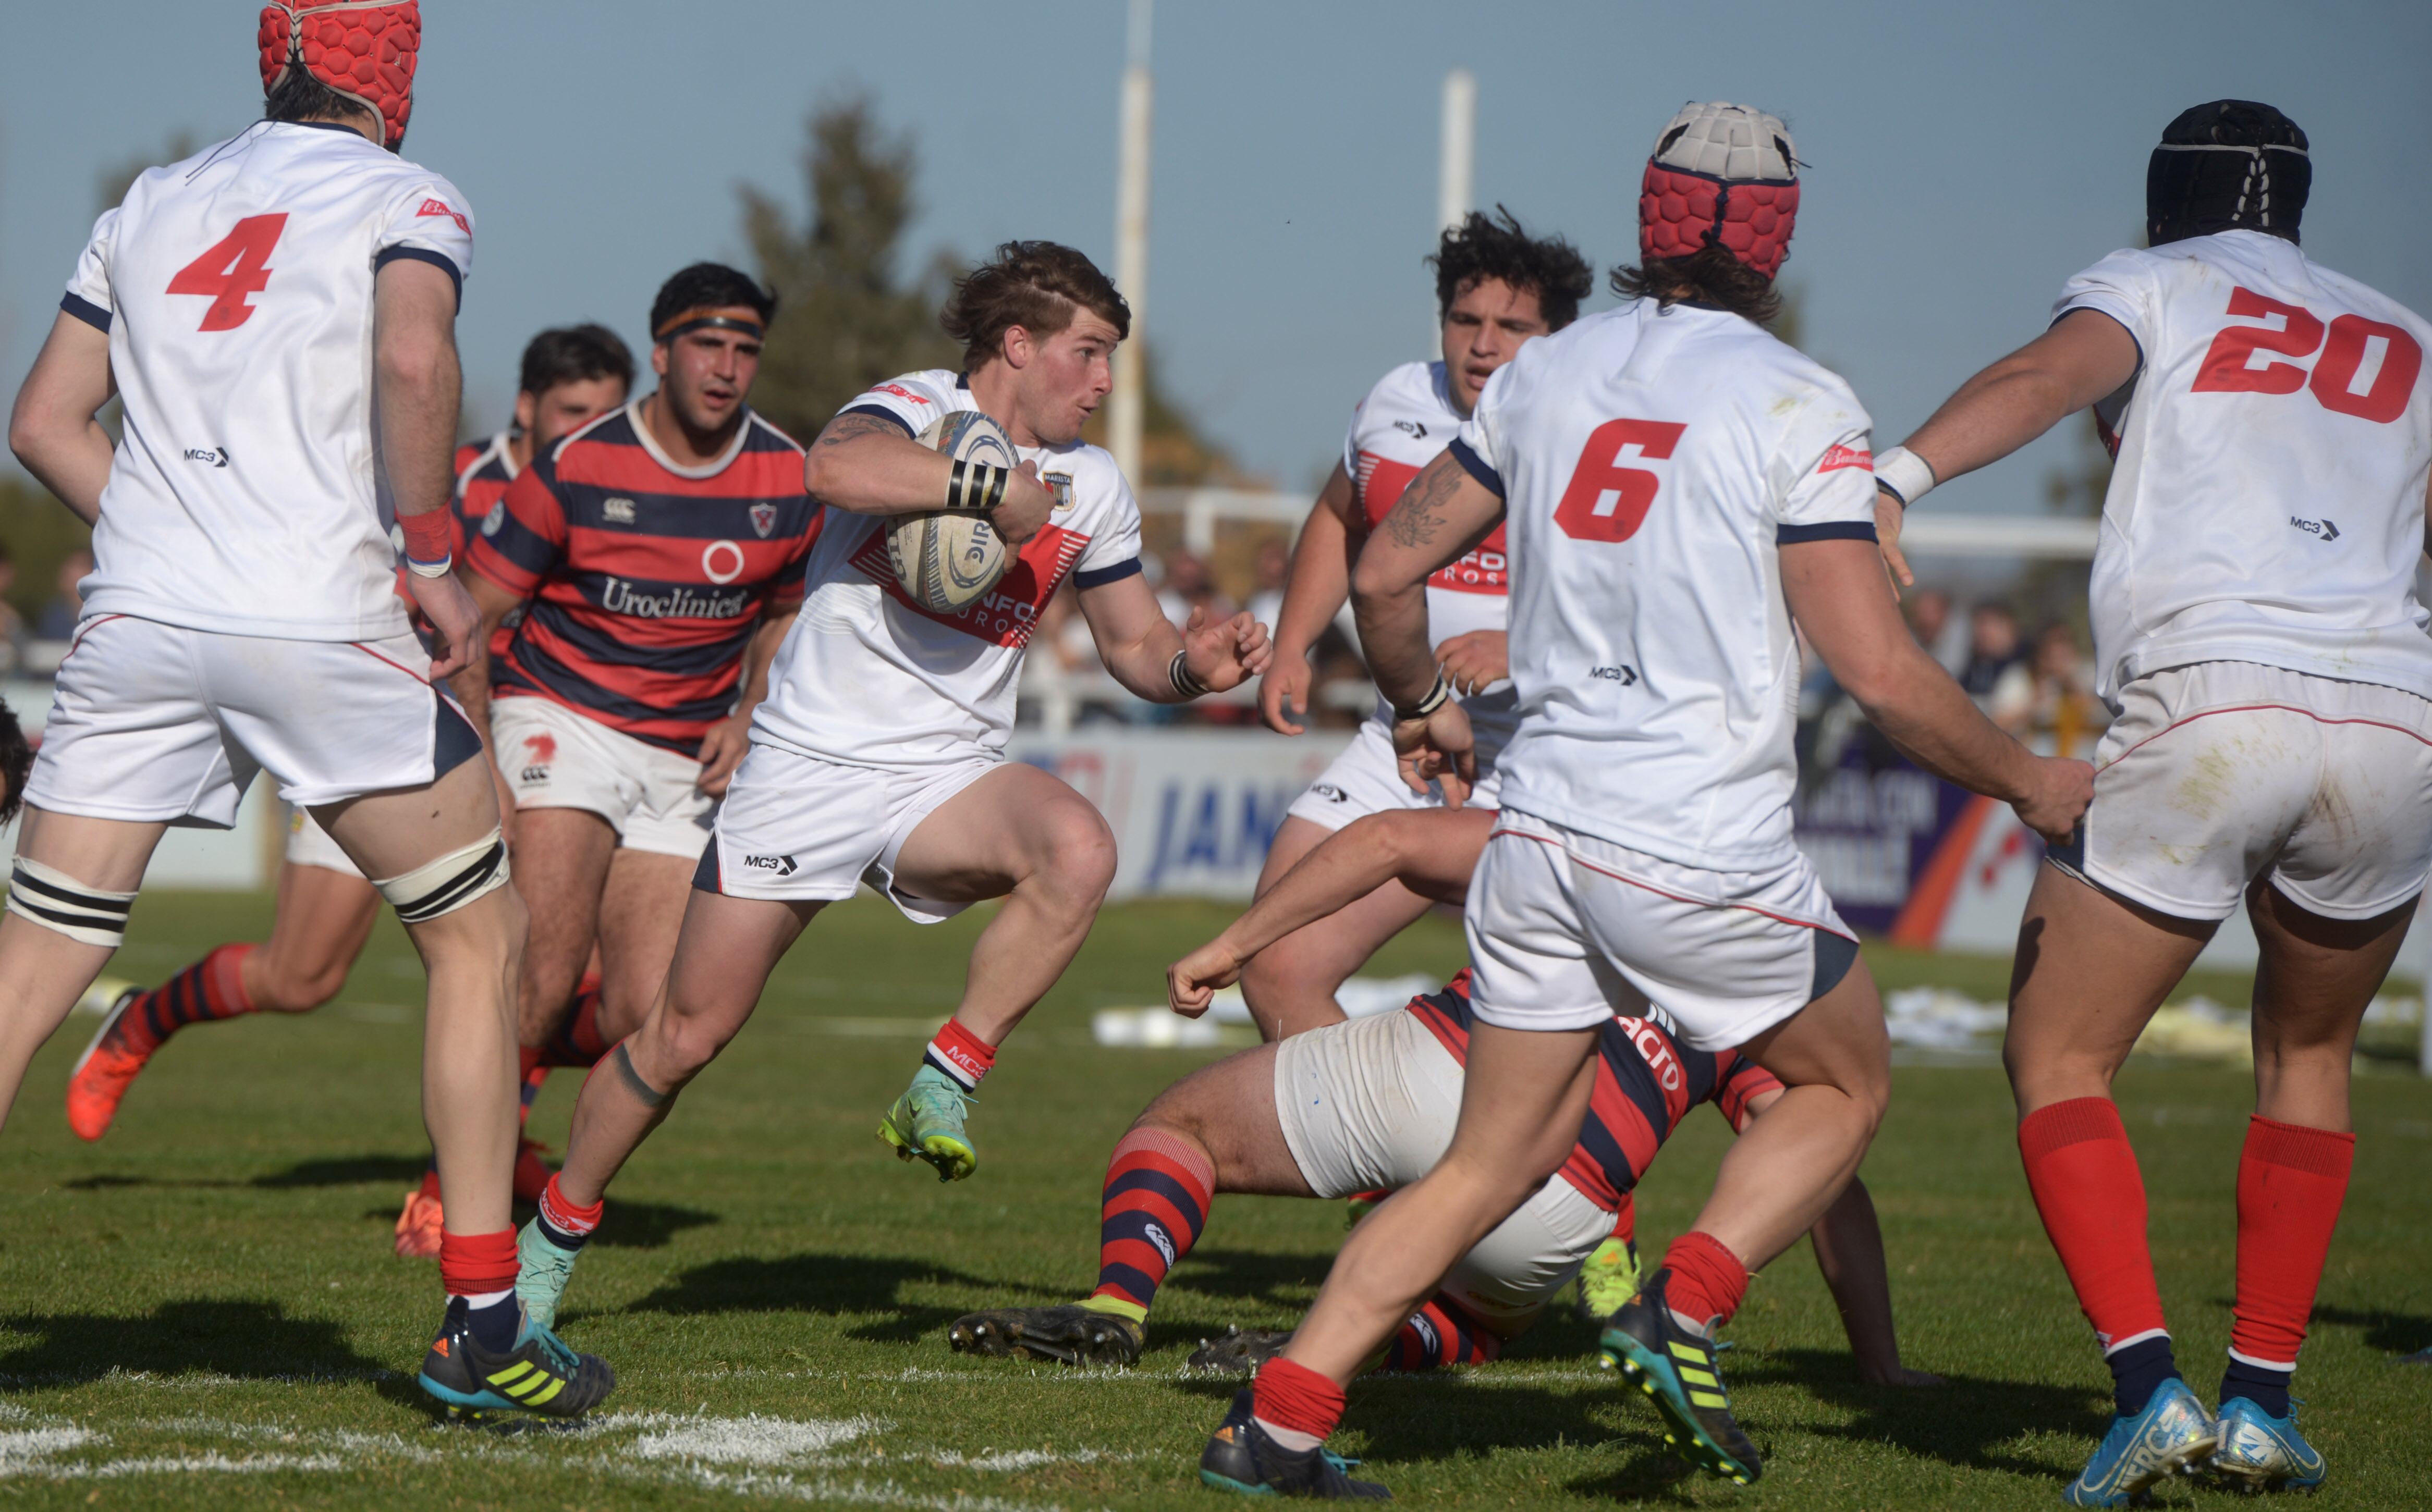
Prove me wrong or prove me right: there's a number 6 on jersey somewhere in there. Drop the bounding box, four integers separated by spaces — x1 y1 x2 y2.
1554 419 1686 543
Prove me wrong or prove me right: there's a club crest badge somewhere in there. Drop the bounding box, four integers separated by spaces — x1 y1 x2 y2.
750 500 777 538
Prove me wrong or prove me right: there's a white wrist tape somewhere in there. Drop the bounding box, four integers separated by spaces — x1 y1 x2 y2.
406 555 454 579
375 830 509 925
8 857 137 948
1872 445 1937 508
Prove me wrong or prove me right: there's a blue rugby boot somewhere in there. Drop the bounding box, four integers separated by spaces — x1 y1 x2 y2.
2209 1395 2326 1493
878 1065 977 1181
2063 1376 2217 1506
417 1299 615 1428
1599 1270 1760 1484
1198 1388 1389 1499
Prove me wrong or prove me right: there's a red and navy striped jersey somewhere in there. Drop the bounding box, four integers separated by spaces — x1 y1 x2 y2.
467 400 820 755
1404 971 1782 1213
452 431 520 658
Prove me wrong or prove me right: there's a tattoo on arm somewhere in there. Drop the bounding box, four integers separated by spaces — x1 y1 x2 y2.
1383 460 1465 551
815 413 906 448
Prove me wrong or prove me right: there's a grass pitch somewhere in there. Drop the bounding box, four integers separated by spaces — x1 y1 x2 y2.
0 891 2425 1509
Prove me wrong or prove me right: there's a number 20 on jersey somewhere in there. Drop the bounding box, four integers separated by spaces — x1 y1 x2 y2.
2193 286 2422 424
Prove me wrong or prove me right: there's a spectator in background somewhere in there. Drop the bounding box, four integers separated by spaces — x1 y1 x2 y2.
1959 600 2023 701
2003 621 2103 755
1245 538 1289 638
34 547 91 641
1904 587 1968 674
1154 547 1233 633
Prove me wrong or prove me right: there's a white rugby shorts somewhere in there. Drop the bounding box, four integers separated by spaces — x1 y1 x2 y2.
2053 660 2432 921
25 615 479 826
490 695 716 860
285 806 364 879
1274 1007 1615 1332
1464 809 1857 1050
1284 717 1505 833
692 743 998 923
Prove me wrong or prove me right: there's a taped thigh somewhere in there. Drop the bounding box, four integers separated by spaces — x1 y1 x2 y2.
375 831 510 924
7 857 137 947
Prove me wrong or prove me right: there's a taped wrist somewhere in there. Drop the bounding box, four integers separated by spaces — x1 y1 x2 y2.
1391 671 1452 723
7 857 136 948
374 831 509 925
1872 445 1937 508
943 459 1008 514
398 509 454 577
1168 648 1210 699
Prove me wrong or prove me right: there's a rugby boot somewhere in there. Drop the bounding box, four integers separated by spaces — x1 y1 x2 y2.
1188 1325 1294 1375
1575 1235 1644 1331
515 1216 583 1334
877 1065 977 1181
2062 1376 2218 1507
1601 1271 1761 1484
2208 1395 2325 1494
949 1304 1142 1367
65 988 150 1142
394 1171 444 1259
418 1298 614 1427
1199 1387 1389 1499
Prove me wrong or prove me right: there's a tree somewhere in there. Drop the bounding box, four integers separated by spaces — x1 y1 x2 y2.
741 97 959 444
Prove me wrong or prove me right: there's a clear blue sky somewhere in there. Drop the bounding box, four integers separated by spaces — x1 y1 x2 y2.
5 1 2427 510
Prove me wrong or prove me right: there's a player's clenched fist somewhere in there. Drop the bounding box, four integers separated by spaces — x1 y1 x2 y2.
1392 698 1475 807
1166 939 1245 1018
990 461 1059 545
2012 755 2095 844
1180 605 1273 693
408 570 484 680
1435 629 1508 696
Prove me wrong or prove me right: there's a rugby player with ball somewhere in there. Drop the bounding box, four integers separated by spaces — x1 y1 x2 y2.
510 243 1270 1331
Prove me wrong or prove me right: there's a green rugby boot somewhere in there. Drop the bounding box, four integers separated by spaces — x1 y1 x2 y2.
1601 1270 1761 1484
515 1217 581 1333
878 1065 977 1182
1577 1235 1644 1332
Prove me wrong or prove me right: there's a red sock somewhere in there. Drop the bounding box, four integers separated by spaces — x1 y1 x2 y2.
438 1228 517 1300
2020 1097 2168 1352
1252 1356 1345 1447
1660 1231 1750 1333
118 943 258 1054
2230 1115 2353 1372
1089 1126 1214 1317
536 1173 604 1252
539 988 609 1068
1384 1296 1501 1371
517 1046 548 1130
923 1019 997 1091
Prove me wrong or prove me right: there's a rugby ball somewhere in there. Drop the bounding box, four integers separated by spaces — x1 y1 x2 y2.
889 412 1018 613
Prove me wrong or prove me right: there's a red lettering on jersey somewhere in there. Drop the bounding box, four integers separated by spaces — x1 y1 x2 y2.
166 213 288 331
850 523 1088 648
521 733 556 764
1355 451 1508 595
1553 419 1687 544
1817 443 1874 473
2191 287 2423 424
415 198 470 235
872 384 933 406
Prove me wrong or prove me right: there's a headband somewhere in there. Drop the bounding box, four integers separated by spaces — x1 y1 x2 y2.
653 309 766 343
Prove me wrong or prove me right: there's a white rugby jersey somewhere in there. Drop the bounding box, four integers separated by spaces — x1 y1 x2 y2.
62 121 474 641
1345 361 1519 756
1457 301 1877 869
2054 231 2432 702
753 370 1144 768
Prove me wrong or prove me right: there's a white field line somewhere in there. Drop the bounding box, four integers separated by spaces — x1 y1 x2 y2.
627 1414 890 1465
601 1459 1076 1511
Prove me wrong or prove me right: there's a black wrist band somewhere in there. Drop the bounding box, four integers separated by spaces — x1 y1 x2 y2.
945 460 1003 513
1169 648 1209 699
1391 671 1451 723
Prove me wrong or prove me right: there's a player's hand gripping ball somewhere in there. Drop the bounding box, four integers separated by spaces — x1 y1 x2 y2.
889 412 1018 614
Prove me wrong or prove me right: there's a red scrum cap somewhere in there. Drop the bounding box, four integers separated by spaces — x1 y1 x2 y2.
258 1 421 151
1639 102 1799 280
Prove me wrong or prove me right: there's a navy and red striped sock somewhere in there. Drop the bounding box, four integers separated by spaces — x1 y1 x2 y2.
1384 1296 1500 1371
537 988 609 1070
1086 1126 1214 1321
116 943 257 1055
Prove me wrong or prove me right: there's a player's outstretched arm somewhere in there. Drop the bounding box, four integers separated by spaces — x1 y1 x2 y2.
1351 451 1504 803
8 312 117 525
1167 807 1492 1015
1783 538 2092 841
802 412 1060 543
1261 463 1359 735
1076 572 1272 704
1874 310 2140 587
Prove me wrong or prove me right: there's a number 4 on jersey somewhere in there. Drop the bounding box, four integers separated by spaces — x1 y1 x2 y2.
167 214 288 331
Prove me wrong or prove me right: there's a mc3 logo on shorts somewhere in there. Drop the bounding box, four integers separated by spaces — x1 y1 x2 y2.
744 854 799 877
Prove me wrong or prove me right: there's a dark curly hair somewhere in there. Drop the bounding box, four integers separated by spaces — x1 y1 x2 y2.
1609 244 1783 327
943 241 1132 371
0 701 30 825
1431 208 1594 330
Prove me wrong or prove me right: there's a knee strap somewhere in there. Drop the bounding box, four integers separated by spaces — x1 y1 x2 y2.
375 831 509 925
7 857 138 948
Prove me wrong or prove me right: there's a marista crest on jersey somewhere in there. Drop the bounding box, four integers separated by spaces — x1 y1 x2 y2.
850 523 1087 648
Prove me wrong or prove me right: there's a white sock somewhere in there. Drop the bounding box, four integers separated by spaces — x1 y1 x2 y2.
1254 1417 1325 1454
